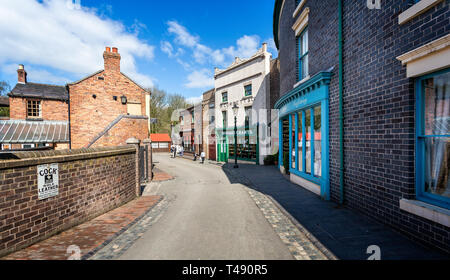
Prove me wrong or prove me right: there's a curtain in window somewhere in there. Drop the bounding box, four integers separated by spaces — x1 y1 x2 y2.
424 72 450 198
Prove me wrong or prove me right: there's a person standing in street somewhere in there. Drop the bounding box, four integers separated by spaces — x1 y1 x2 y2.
200 151 206 164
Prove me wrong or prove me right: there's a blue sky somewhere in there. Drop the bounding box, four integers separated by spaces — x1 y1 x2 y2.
0 0 277 103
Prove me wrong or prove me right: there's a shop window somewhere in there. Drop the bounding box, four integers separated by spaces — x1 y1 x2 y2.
314 106 322 177
27 100 41 118
291 114 296 170
289 104 322 179
245 106 252 129
417 69 450 209
305 109 311 174
297 111 303 171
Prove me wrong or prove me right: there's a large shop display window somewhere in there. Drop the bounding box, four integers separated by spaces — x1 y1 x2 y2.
290 104 322 179
416 69 450 209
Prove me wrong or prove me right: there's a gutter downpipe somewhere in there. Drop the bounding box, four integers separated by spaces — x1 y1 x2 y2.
338 0 344 204
66 84 72 150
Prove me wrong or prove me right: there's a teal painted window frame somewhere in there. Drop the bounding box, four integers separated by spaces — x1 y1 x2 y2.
415 68 450 209
297 28 309 81
276 71 332 200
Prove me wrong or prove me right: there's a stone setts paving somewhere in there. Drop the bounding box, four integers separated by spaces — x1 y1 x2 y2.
224 166 335 260
2 196 162 260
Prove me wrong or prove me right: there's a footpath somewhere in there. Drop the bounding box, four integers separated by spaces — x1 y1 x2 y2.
2 196 162 260
223 163 449 260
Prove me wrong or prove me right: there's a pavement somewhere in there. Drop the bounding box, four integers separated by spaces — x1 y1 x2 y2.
93 153 329 260
222 163 450 260
2 196 162 260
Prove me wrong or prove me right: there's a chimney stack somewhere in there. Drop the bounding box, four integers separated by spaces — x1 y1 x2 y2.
103 46 121 73
262 43 267 52
17 64 27 84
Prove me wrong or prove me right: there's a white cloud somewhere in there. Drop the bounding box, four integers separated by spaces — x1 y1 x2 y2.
224 35 261 59
186 95 203 105
2 63 71 85
184 69 214 89
265 38 277 56
161 41 175 57
0 0 155 87
161 41 184 58
165 21 263 68
167 21 199 48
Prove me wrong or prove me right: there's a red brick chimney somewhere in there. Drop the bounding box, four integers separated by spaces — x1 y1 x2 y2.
17 64 27 84
103 46 121 73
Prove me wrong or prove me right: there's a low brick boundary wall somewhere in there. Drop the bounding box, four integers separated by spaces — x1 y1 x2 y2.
0 146 137 257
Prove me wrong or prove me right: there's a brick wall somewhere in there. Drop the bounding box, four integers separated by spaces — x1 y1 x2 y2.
8 98 68 121
0 146 137 257
69 49 149 149
339 0 449 252
91 117 149 148
277 0 450 253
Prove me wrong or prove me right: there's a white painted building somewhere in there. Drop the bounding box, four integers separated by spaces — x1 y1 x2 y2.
214 43 273 165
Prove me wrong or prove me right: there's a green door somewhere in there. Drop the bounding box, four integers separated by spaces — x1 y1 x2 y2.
217 140 228 162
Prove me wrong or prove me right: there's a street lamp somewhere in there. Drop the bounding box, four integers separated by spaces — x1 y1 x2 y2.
232 103 239 169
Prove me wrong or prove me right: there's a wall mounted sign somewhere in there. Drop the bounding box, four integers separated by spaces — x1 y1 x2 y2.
37 163 59 200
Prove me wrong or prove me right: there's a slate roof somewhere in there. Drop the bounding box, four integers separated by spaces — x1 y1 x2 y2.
0 96 9 106
8 83 68 101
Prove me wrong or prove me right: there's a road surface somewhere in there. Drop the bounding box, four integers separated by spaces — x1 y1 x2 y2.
118 153 294 260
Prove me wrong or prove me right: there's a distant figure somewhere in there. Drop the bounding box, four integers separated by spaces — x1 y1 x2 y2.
193 153 198 161
180 146 184 157
200 151 206 164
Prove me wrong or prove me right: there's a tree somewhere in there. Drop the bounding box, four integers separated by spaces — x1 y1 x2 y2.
148 87 192 135
0 81 11 96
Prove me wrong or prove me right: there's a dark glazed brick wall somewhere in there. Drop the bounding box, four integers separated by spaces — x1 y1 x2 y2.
340 0 449 253
277 0 450 253
0 147 137 257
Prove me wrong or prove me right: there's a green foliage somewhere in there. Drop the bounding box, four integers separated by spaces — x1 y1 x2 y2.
148 86 192 134
0 81 11 96
0 107 9 117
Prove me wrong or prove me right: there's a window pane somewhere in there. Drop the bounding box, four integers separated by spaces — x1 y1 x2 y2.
314 106 322 177
305 109 311 174
302 29 308 55
424 72 450 135
302 54 309 79
297 112 303 171
425 137 450 199
291 114 296 169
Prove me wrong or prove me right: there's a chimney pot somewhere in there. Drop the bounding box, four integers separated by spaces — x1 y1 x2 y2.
112 47 118 53
17 64 27 84
106 47 111 52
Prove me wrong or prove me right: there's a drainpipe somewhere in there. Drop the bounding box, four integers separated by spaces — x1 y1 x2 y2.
66 84 72 150
338 0 344 204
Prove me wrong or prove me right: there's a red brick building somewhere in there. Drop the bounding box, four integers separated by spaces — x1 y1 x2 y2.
1 47 150 150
